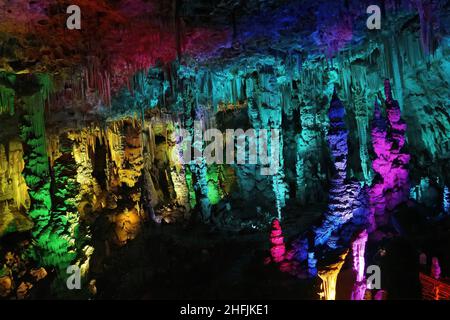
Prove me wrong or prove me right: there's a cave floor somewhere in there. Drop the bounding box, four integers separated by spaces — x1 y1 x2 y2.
91 206 325 300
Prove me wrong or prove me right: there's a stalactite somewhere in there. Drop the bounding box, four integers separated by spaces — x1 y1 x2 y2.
386 36 404 112
295 91 322 204
415 0 441 55
272 129 286 221
352 85 372 184
259 68 287 219
83 61 112 106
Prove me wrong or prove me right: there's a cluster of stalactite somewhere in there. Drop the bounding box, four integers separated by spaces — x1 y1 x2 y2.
293 69 329 206
91 26 449 221
68 118 145 246
0 6 449 299
265 78 412 300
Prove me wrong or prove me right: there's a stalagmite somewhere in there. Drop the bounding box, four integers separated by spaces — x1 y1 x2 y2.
314 92 352 246
318 250 348 300
369 80 410 229
351 230 368 300
269 219 286 263
431 257 441 280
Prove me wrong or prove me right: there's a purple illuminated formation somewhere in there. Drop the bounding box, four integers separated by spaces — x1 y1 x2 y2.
314 92 352 246
431 257 441 280
369 80 410 230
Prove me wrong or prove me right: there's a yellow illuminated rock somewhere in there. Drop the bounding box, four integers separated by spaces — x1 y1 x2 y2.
318 250 349 300
112 207 141 246
0 140 32 236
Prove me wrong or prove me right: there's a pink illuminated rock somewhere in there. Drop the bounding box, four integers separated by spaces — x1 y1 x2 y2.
269 219 286 263
431 257 441 280
352 230 368 283
351 229 368 300
369 80 410 230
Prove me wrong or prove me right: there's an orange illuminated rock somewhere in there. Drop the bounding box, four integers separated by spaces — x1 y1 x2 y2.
16 281 33 300
112 208 141 246
318 250 349 300
0 276 12 297
30 267 47 282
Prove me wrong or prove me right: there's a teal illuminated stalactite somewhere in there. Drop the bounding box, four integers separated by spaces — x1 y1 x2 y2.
293 63 333 205
179 67 211 222
352 85 373 184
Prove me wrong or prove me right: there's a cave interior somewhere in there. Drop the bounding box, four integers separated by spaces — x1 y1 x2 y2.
0 0 450 300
